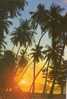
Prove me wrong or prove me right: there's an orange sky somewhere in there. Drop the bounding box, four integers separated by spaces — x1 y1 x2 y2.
15 60 61 94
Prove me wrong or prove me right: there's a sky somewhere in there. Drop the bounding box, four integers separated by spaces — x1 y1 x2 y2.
21 0 67 20
7 0 67 50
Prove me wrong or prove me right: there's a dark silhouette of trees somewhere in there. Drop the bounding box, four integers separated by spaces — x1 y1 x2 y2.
11 20 35 57
0 0 27 17
0 50 16 98
29 30 47 95
18 47 28 69
0 0 27 51
30 3 67 96
30 42 44 98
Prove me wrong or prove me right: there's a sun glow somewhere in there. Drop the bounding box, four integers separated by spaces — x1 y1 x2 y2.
16 61 45 93
19 80 27 85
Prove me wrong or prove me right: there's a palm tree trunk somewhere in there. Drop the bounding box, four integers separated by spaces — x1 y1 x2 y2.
61 85 64 95
48 78 55 99
43 67 48 94
43 61 49 94
29 59 48 92
29 60 47 92
43 76 47 94
15 45 21 69
65 78 67 99
50 79 55 94
32 61 36 98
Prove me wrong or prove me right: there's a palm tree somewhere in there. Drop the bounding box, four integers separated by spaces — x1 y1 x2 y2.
42 43 66 96
0 0 27 52
11 20 35 57
18 47 28 69
46 4 64 49
0 36 7 49
0 17 12 52
30 4 63 42
30 3 67 96
28 59 47 92
0 0 27 53
0 0 27 17
48 59 67 95
30 4 49 31
29 30 47 94
42 45 58 94
30 43 44 96
48 11 67 96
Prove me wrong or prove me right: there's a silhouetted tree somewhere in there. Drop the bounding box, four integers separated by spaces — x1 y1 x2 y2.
11 20 35 57
0 50 16 99
30 43 44 98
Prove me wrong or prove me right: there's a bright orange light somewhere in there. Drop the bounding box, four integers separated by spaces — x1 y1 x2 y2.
15 61 61 94
15 61 45 93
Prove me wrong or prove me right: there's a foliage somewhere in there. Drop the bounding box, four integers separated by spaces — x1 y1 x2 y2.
11 20 36 47
0 0 27 17
0 50 16 91
31 44 44 63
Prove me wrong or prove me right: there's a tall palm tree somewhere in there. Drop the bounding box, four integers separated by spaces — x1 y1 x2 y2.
29 30 47 94
29 32 46 92
11 20 36 57
30 3 67 96
42 45 58 94
48 9 67 96
30 44 44 96
42 43 66 96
